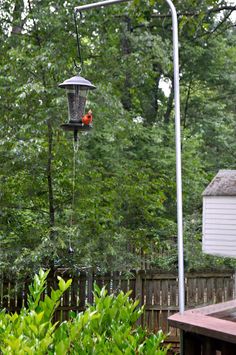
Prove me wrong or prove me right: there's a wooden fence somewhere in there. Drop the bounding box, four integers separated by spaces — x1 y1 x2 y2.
0 269 235 346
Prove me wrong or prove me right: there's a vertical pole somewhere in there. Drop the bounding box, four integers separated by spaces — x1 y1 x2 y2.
165 0 185 315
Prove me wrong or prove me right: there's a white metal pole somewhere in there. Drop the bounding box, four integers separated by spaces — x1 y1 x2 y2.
164 0 185 315
75 0 185 314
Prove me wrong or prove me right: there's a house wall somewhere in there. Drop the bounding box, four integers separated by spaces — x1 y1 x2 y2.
203 196 236 257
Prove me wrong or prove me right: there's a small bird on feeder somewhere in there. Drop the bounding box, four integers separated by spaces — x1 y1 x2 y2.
82 109 93 126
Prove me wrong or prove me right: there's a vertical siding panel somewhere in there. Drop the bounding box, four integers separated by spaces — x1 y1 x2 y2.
203 196 236 257
202 197 206 252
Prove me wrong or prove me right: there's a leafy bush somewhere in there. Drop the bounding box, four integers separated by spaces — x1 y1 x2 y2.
0 270 170 354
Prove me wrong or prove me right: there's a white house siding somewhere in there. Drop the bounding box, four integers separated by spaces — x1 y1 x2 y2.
203 196 236 257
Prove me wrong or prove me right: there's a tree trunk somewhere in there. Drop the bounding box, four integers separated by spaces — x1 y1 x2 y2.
11 0 25 35
46 119 56 270
144 64 162 125
183 79 192 128
28 0 55 268
120 18 132 111
47 119 55 229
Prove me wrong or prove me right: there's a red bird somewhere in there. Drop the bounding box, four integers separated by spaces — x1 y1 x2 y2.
82 110 93 126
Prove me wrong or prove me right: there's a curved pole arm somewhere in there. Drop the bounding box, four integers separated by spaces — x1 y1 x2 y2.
75 0 130 12
74 0 185 314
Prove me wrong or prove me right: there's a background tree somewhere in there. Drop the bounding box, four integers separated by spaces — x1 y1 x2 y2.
0 0 235 275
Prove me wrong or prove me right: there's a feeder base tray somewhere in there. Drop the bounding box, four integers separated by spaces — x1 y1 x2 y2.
61 122 92 131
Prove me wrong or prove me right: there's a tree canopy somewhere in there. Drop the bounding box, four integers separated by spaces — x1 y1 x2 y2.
0 0 235 275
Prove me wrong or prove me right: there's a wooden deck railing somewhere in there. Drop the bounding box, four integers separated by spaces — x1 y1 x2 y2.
169 299 236 354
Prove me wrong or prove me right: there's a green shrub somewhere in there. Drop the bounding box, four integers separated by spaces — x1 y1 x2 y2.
0 270 170 354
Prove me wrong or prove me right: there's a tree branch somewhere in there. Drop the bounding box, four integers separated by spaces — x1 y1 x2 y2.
150 5 236 19
194 9 234 39
1 205 48 214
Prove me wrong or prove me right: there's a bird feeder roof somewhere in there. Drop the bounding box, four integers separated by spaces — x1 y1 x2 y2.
59 75 96 90
203 170 236 196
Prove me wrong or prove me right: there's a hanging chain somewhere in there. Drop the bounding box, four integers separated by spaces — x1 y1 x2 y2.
70 137 79 226
73 11 84 73
69 137 79 249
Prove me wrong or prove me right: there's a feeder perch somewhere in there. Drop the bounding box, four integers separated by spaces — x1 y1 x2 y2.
59 74 96 140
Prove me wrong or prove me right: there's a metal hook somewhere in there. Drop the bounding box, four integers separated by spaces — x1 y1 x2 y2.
73 59 82 74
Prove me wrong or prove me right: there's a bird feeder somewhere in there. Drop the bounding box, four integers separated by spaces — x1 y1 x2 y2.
59 74 96 141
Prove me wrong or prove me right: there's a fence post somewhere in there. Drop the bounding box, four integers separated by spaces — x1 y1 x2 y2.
135 271 143 325
87 271 93 304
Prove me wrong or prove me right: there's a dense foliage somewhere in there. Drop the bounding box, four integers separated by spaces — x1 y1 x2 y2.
0 270 170 354
0 0 235 274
